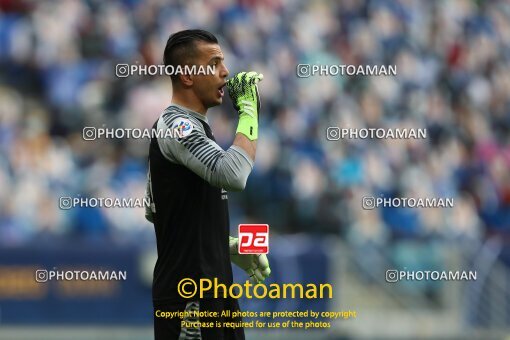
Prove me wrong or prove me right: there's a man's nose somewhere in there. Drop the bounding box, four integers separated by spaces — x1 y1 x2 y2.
221 65 229 78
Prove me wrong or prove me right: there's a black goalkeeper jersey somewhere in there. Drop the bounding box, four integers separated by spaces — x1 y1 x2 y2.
146 105 253 305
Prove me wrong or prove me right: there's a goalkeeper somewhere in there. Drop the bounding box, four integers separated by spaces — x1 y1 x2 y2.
145 29 270 340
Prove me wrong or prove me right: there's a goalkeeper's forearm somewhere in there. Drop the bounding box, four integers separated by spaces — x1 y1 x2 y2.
233 133 257 161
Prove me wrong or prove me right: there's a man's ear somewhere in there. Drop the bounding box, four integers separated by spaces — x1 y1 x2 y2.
179 73 193 87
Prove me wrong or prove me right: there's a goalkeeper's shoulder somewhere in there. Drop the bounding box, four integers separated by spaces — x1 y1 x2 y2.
158 106 205 138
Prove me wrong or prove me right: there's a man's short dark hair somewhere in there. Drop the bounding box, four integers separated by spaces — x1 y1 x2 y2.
163 29 218 82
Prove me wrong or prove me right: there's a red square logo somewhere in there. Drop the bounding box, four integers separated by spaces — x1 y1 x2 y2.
238 224 269 254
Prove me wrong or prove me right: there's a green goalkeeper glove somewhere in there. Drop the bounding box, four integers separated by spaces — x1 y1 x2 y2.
226 71 263 141
229 236 271 283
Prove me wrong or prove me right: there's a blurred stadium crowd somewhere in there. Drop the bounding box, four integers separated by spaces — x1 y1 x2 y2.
0 0 509 255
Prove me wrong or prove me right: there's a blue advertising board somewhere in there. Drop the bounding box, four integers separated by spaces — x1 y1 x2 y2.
0 237 330 324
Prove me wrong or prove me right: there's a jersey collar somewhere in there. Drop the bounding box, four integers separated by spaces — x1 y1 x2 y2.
170 104 209 124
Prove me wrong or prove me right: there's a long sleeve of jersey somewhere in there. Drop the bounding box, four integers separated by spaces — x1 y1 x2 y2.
157 110 254 191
